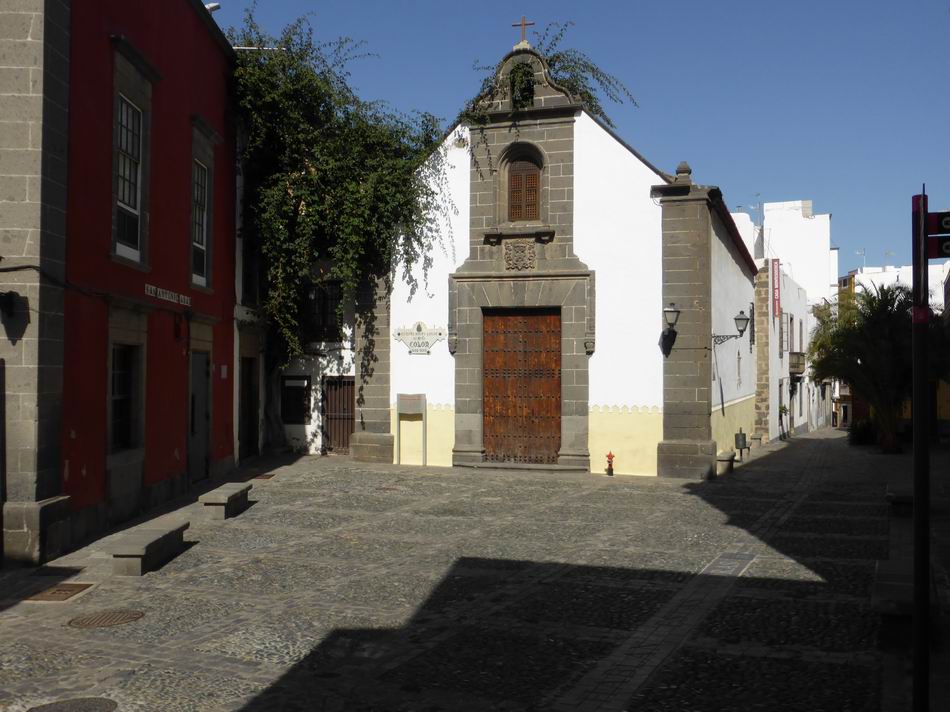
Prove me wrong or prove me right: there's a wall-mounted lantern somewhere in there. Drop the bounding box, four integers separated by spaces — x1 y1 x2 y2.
713 310 750 345
659 302 680 356
663 303 681 329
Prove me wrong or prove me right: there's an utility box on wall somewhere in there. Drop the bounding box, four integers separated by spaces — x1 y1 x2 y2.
396 393 426 466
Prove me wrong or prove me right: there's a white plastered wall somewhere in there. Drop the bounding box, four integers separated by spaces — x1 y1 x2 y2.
574 111 663 410
573 111 664 474
764 265 809 440
763 200 834 306
710 213 756 410
852 261 950 310
282 325 356 454
388 127 471 465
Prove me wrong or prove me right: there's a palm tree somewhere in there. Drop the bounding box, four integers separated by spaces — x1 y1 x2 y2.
810 285 913 453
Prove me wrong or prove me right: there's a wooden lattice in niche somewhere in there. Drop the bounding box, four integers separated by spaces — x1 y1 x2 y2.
508 160 539 221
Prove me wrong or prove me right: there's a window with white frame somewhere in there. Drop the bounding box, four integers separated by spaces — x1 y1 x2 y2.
116 95 143 260
192 159 209 286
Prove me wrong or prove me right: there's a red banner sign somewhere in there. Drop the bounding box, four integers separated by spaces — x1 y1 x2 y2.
771 259 781 317
927 211 950 235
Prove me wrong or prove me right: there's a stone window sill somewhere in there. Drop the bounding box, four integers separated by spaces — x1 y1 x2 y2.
483 224 556 244
111 253 151 273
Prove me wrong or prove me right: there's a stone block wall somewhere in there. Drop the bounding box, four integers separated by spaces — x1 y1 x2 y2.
1 0 71 564
652 164 716 480
353 277 393 462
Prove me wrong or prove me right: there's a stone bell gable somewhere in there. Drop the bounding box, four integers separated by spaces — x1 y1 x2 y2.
448 44 594 470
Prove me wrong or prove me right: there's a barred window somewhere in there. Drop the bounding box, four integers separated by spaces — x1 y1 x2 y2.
116 95 142 256
192 160 209 285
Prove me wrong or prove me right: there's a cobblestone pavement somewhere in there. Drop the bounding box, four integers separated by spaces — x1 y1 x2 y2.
0 430 935 711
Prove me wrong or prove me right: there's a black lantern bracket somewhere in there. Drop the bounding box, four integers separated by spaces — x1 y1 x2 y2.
712 310 750 345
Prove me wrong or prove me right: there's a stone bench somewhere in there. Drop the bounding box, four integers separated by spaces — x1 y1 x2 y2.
104 520 190 576
198 482 253 520
750 434 764 449
715 450 736 477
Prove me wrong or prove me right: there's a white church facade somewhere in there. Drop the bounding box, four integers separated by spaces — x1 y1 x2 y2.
350 42 760 478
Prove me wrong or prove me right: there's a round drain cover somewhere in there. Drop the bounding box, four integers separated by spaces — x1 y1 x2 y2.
68 609 144 629
27 699 117 712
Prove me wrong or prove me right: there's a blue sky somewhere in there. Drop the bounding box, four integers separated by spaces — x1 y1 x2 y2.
214 0 950 275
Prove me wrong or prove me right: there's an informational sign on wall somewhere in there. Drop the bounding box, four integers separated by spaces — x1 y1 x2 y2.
145 283 192 307
771 259 781 317
394 322 446 355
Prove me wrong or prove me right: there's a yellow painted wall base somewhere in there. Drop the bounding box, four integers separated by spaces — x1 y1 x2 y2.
588 406 663 476
711 395 756 453
391 405 454 467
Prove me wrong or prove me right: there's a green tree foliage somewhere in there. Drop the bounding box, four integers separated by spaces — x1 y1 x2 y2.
533 22 637 129
809 285 949 452
461 21 637 138
230 10 449 361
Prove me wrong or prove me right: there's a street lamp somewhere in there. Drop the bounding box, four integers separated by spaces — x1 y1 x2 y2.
663 303 681 329
713 310 750 345
659 303 681 357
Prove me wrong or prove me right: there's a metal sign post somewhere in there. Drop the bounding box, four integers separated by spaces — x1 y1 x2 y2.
911 192 930 712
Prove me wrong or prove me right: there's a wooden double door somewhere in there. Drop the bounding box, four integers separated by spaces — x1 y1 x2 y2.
483 308 561 464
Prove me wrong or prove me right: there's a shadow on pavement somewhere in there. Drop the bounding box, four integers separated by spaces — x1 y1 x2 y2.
0 565 85 614
237 433 901 711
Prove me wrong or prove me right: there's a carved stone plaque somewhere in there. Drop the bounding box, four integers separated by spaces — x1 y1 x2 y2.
504 239 536 271
393 321 446 355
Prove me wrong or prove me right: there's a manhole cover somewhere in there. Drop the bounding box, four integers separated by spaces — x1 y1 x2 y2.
27 583 93 602
254 473 275 480
68 609 144 629
27 699 117 712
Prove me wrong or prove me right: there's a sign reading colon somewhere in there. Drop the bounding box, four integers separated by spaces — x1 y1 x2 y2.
394 322 446 355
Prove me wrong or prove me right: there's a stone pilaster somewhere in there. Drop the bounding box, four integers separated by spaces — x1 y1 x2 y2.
652 163 716 479
352 277 393 462
1 0 71 564
753 263 771 441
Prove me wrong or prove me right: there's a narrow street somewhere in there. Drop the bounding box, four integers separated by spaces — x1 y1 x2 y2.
0 430 945 711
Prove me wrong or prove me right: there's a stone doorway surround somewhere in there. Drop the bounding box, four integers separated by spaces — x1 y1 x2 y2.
448 269 593 470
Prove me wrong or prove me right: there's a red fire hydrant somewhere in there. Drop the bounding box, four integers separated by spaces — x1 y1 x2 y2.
606 451 615 477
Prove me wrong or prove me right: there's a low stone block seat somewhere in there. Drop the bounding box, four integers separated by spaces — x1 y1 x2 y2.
715 450 736 477
885 483 913 518
104 520 190 576
198 482 253 520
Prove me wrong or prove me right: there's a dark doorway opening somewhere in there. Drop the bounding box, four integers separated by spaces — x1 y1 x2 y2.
239 356 259 460
189 352 210 482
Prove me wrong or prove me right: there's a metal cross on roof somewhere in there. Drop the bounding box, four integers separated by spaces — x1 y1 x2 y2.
512 15 535 43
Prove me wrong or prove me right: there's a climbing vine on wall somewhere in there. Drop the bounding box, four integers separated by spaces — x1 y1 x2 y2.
459 21 637 172
230 9 450 363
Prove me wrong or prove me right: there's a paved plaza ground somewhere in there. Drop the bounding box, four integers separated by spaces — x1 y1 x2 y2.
0 430 948 711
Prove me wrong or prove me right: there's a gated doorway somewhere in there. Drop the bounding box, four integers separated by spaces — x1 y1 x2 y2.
323 375 354 454
483 308 561 464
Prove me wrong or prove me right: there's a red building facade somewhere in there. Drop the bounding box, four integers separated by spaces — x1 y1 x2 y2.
0 0 238 562
60 0 237 538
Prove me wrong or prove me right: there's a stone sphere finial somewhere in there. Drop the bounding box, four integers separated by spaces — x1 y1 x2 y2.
674 161 692 184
